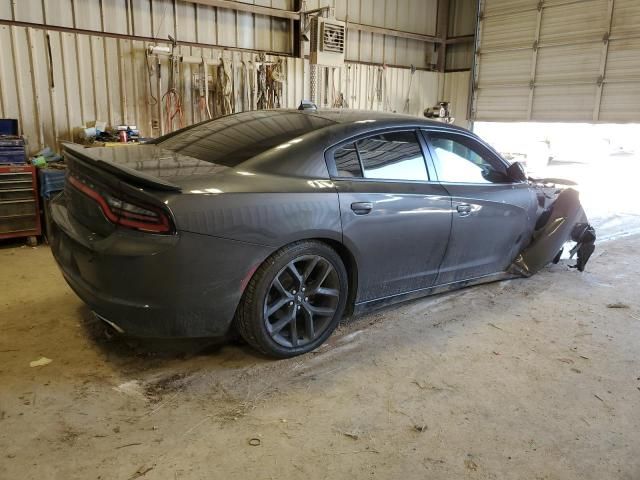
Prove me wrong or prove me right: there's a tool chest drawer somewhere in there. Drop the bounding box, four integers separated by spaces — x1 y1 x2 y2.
0 165 41 241
0 171 32 185
0 199 36 216
0 147 26 164
0 135 26 164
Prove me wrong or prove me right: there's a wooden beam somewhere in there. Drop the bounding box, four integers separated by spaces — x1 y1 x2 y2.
185 0 299 20
0 19 294 57
446 35 474 45
436 0 450 71
346 22 441 44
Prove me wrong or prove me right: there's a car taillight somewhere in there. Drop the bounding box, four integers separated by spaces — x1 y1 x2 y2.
68 175 173 234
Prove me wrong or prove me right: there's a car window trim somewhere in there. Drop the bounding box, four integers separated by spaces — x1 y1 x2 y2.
421 127 511 169
332 142 364 178
421 129 524 186
325 127 435 183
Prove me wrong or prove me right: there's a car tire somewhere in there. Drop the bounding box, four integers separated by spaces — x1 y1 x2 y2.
235 240 348 358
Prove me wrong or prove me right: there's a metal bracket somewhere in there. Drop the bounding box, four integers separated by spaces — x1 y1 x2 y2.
301 6 332 17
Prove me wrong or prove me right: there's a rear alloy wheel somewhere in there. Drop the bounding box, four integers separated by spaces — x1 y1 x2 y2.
235 241 348 358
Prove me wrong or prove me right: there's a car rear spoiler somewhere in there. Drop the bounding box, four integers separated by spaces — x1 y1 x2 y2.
62 143 182 192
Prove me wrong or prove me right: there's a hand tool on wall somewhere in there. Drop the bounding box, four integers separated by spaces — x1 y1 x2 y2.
256 54 267 110
248 59 256 110
217 57 234 115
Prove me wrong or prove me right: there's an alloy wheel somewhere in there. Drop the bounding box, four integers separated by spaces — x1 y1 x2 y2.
263 254 340 348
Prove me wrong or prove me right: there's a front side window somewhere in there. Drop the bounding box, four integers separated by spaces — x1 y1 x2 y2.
428 133 508 184
356 131 428 181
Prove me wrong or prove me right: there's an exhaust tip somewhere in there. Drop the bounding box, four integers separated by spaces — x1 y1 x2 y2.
93 312 125 335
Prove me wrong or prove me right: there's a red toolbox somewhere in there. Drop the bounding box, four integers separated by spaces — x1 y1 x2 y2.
0 164 41 244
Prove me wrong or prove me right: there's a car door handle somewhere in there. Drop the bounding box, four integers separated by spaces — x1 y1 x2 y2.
457 204 472 217
351 202 373 215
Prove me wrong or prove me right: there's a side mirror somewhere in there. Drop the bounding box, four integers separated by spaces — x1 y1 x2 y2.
506 161 527 182
482 168 510 183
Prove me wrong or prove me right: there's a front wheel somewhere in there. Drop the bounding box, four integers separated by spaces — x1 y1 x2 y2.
235 241 348 358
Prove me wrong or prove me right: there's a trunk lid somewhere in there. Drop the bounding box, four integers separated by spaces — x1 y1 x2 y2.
62 143 220 236
62 143 229 191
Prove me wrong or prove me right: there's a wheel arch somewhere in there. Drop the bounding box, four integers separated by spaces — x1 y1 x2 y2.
232 235 359 357
236 235 360 324
312 237 359 316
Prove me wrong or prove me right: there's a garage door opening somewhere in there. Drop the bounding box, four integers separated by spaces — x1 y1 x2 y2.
474 122 640 241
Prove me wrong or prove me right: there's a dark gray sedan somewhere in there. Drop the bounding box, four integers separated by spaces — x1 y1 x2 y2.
50 110 595 357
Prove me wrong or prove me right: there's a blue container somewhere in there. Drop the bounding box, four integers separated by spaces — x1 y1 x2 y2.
39 168 66 199
0 119 19 136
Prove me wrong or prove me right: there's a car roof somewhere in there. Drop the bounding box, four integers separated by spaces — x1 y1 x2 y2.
294 109 471 134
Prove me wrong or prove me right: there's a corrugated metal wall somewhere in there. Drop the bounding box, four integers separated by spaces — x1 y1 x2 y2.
0 0 294 53
0 23 305 152
446 0 476 71
304 0 439 68
0 0 472 153
473 0 640 122
441 70 471 123
312 64 442 116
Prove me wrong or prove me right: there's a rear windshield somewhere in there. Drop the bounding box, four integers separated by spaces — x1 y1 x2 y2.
156 111 334 166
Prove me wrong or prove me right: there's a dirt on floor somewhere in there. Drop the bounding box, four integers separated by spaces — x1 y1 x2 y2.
1 235 639 480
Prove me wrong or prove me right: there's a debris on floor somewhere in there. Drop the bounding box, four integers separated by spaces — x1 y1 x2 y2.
606 302 630 309
29 357 52 367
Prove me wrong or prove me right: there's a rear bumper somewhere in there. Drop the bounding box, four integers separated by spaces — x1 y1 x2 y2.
50 193 272 338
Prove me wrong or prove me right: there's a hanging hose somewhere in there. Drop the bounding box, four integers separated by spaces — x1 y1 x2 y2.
145 49 158 106
240 60 250 111
376 66 384 109
403 64 417 113
382 65 391 111
343 64 351 108
332 67 344 108
201 58 212 119
162 89 184 131
161 54 184 131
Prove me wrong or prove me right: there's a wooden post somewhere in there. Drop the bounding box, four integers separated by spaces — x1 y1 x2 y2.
436 0 450 72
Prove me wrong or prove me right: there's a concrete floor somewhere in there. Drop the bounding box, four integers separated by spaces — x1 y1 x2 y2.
1 234 639 480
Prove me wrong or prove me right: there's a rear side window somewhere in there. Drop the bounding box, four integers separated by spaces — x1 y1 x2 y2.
332 131 429 182
357 131 428 181
334 143 362 177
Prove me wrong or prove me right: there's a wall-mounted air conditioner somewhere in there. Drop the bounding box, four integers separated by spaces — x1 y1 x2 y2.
310 17 346 67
